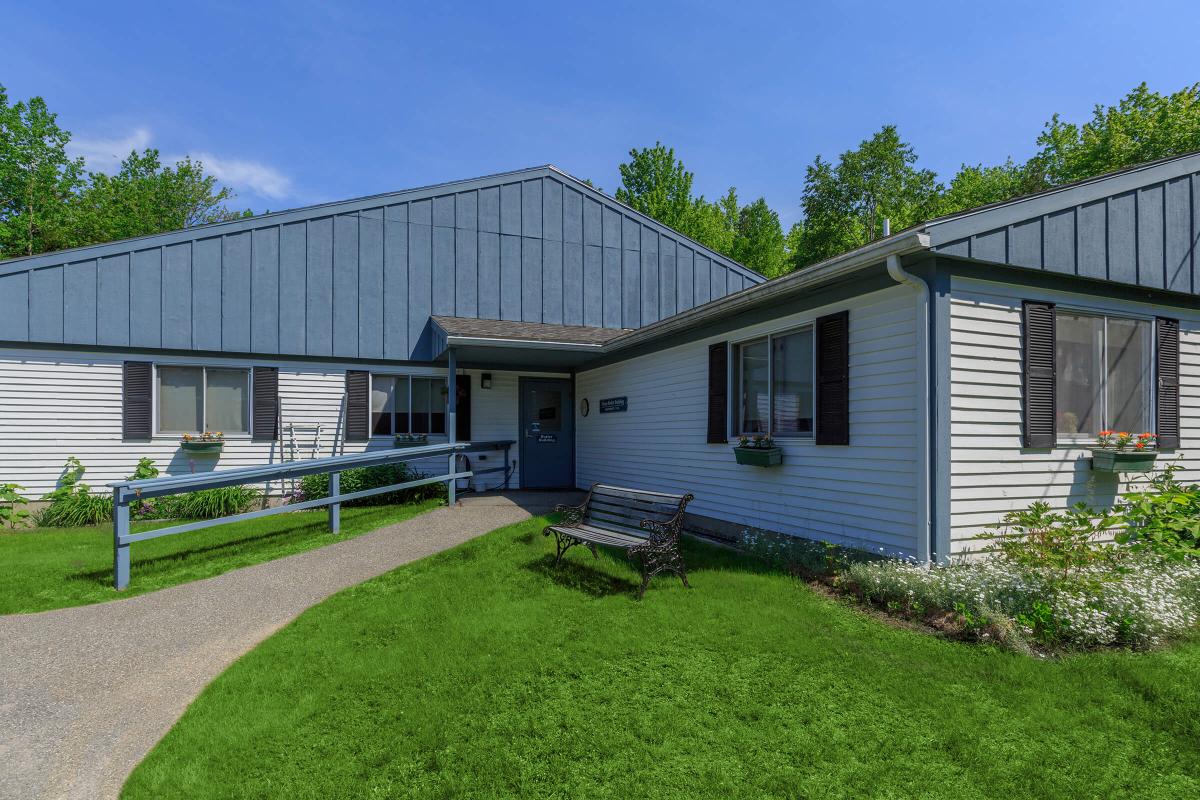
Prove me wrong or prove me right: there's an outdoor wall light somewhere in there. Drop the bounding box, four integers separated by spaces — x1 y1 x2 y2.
481 373 493 389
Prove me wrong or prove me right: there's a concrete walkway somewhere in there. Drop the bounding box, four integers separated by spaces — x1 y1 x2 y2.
0 492 573 800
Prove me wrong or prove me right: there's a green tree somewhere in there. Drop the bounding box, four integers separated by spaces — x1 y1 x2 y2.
615 142 695 233
939 159 1038 216
731 197 787 278
73 149 248 245
0 86 86 257
795 126 941 267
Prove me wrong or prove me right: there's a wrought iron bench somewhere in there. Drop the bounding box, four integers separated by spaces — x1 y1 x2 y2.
544 483 694 598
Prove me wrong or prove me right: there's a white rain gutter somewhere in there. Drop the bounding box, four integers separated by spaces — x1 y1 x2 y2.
885 247 933 565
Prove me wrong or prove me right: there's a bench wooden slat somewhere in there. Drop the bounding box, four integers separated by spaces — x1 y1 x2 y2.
590 484 688 503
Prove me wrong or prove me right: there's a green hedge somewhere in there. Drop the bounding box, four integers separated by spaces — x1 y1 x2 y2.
299 464 445 507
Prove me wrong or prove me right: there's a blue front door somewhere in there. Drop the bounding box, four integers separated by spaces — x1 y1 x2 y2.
519 377 574 488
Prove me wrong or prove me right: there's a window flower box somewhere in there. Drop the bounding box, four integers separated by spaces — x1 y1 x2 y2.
180 432 224 453
734 435 783 467
1091 431 1157 473
394 433 430 448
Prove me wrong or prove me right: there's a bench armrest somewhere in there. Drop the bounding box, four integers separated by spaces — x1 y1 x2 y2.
553 503 586 527
639 515 682 545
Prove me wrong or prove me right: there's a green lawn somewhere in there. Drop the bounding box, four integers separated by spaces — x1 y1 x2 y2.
0 500 441 614
124 516 1200 799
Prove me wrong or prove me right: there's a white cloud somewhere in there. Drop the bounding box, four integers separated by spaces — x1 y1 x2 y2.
185 152 293 201
67 127 153 172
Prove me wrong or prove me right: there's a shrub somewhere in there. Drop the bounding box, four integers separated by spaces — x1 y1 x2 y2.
1115 464 1200 559
989 501 1116 577
160 486 262 519
0 483 30 529
298 463 446 507
36 457 111 527
126 458 162 519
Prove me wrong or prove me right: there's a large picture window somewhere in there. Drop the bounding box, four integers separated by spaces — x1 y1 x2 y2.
735 327 814 437
157 366 249 434
1055 311 1152 439
370 375 446 436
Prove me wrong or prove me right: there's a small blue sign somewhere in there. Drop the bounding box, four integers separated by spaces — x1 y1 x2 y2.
599 396 628 413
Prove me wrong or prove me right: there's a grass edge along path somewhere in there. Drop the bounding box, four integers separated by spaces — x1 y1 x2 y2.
0 499 441 615
124 515 1200 800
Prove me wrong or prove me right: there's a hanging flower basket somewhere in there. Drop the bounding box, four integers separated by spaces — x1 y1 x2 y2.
181 432 224 453
1091 431 1157 473
733 435 783 467
394 433 430 448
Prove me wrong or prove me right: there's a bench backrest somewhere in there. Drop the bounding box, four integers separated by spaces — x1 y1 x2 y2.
581 484 692 540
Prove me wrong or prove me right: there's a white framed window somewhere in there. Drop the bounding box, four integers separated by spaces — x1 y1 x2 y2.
734 325 815 438
370 374 446 436
1055 310 1153 441
157 366 250 434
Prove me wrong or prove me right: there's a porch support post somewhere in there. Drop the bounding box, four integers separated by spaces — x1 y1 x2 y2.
447 347 457 506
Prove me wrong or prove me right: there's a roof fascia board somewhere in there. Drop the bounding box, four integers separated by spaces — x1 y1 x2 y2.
927 152 1200 246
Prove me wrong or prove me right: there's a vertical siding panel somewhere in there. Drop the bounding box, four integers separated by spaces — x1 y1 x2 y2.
432 194 455 228
1165 177 1191 293
1043 209 1075 274
622 247 640 328
1137 184 1165 289
694 254 711 305
97 254 129 346
542 179 562 241
409 198 432 226
1077 200 1107 280
432 224 455 317
584 197 602 247
192 238 222 351
563 242 584 325
383 205 409 358
0 272 29 341
305 217 334 357
543 239 563 324
660 238 677 319
710 261 727 299
640 228 659 325
30 266 65 343
1193 174 1200 294
222 232 252 352
499 234 521 320
358 211 384 359
677 245 694 312
1009 218 1042 268
563 187 583 244
970 228 1006 262
478 187 500 233
1108 191 1138 284
455 227 478 317
602 207 621 249
129 248 162 349
477 231 500 320
161 243 192 349
278 222 307 355
456 190 477 230
500 183 521 235
584 245 603 328
332 214 360 357
408 219 432 350
522 179 542 238
602 246 621 328
64 259 98 345
522 238 542 322
251 226 280 353
622 216 640 251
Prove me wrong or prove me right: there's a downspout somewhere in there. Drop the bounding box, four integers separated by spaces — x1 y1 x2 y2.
885 245 933 565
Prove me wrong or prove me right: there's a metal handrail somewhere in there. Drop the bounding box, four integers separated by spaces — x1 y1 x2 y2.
109 440 514 590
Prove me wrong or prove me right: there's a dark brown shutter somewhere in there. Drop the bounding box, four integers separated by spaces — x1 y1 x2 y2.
1022 301 1057 448
1156 317 1180 449
707 342 728 443
455 373 471 441
345 370 370 442
815 311 850 446
122 361 153 441
252 367 279 442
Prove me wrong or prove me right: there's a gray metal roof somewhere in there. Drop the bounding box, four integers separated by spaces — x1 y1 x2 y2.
0 165 764 361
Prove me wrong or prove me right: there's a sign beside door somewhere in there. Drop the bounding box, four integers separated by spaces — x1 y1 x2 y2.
599 396 627 413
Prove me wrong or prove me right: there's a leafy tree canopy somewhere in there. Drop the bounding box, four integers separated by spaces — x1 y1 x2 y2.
0 85 249 259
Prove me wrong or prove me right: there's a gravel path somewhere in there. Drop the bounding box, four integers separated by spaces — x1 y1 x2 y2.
0 492 571 800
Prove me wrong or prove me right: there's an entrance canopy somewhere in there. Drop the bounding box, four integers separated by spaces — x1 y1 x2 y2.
430 316 629 370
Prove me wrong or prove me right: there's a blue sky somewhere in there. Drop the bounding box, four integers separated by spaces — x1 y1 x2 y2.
4 0 1197 227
